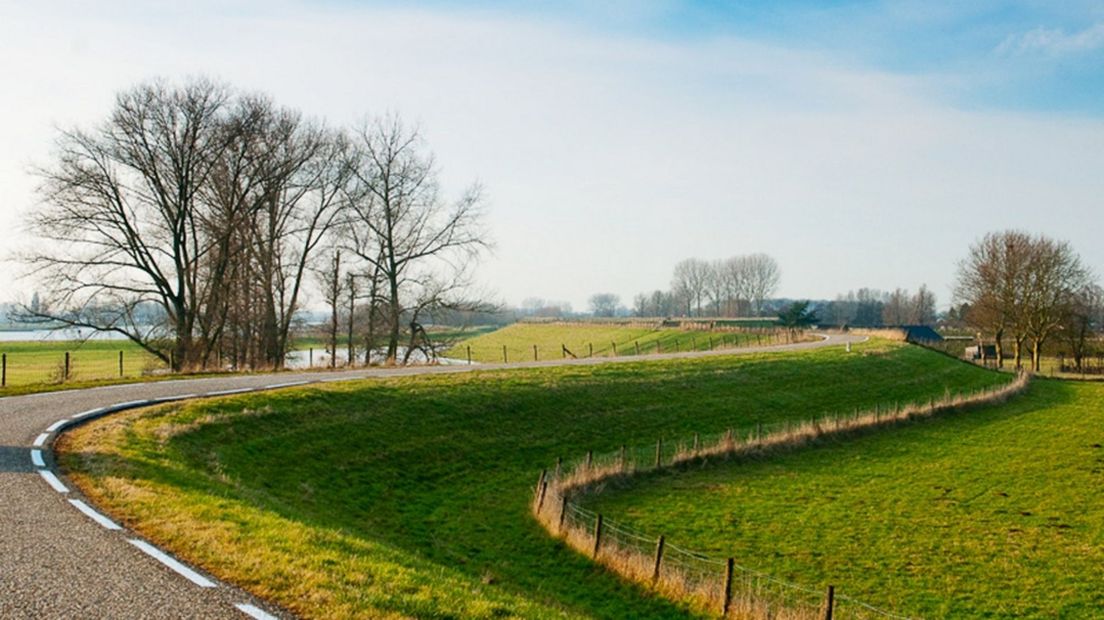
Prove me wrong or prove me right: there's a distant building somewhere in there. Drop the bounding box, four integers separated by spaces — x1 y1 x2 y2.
899 325 943 344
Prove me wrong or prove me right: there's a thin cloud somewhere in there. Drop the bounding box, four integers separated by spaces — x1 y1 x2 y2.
997 22 1104 56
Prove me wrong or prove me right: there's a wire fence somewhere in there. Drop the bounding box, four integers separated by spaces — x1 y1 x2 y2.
0 348 168 387
532 372 1031 619
460 327 811 365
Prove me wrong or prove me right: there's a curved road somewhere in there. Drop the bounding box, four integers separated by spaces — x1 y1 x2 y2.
0 333 861 619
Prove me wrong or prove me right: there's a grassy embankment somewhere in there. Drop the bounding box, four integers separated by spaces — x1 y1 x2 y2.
0 339 167 393
583 379 1103 618
445 322 784 363
58 341 1007 619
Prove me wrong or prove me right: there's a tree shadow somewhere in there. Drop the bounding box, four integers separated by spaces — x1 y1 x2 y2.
0 445 37 473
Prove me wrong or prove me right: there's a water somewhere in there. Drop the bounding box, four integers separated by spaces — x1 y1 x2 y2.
0 329 130 342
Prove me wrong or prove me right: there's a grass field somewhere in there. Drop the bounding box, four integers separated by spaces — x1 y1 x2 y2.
58 341 1008 619
445 323 783 363
0 339 166 388
582 379 1103 618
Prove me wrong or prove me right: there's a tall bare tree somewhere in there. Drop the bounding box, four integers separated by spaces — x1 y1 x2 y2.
344 116 488 363
26 79 233 370
743 253 781 316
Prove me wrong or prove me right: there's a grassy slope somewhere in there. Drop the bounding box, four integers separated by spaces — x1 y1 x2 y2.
59 342 1008 619
446 323 774 363
584 379 1104 618
0 339 165 387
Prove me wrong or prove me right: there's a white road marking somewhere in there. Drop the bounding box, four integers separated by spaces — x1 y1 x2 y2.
30 449 45 468
151 393 196 402
128 539 216 588
46 419 69 432
264 380 309 389
38 470 69 493
72 407 106 419
32 434 49 447
235 603 278 619
112 400 148 409
206 387 253 396
68 499 122 530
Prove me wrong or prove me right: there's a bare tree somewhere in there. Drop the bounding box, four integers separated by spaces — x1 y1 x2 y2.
911 285 937 325
588 293 620 317
882 288 910 326
671 258 711 317
26 79 233 370
1061 283 1104 371
956 231 1033 368
1021 237 1090 371
344 116 488 364
743 253 781 316
315 250 344 369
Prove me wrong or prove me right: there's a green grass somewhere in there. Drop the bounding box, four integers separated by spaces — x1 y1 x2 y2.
0 339 166 388
446 323 781 363
59 341 1008 619
582 379 1104 618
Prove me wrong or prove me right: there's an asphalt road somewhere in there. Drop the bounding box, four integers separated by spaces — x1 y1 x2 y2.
0 332 860 619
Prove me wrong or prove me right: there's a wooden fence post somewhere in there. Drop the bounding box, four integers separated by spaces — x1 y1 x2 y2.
635 341 640 355
675 340 680 353
709 336 714 350
537 480 549 512
119 350 124 377
655 438 662 468
656 341 661 354
585 450 593 470
588 343 593 357
558 495 568 532
309 347 313 368
611 342 617 356
467 345 472 365
503 345 508 363
824 585 835 620
652 535 665 583
2 353 6 387
722 557 735 615
562 344 567 359
592 514 604 558
64 351 70 381
535 469 547 497
533 344 538 361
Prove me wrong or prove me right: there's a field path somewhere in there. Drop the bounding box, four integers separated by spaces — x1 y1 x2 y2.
0 332 861 619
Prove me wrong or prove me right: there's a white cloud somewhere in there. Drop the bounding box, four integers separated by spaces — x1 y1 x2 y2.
1 2 1103 311
997 22 1104 56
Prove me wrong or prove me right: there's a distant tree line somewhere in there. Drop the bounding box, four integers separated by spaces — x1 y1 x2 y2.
23 78 489 370
819 285 937 328
955 230 1099 371
632 254 781 318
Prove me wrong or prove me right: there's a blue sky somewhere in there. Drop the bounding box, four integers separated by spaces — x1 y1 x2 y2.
1 1 1102 310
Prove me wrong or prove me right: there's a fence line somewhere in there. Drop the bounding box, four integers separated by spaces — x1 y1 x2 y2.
531 372 1031 619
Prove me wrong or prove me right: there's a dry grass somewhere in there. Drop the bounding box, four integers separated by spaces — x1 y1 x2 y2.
532 372 1031 619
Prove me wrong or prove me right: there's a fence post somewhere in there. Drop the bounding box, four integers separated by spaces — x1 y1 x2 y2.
588 343 593 358
824 585 835 620
611 342 617 356
533 344 538 361
562 344 567 359
1 353 6 387
675 340 680 353
655 438 662 468
64 351 70 381
585 450 593 471
722 557 735 615
467 345 472 365
558 495 568 532
635 341 640 355
709 336 713 351
592 514 604 558
619 444 626 471
503 345 508 363
537 480 549 512
656 340 661 354
756 421 763 442
309 347 314 368
652 535 665 584
119 350 124 377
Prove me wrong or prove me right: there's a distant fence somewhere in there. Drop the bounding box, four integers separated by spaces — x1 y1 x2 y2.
531 373 1031 619
461 328 810 365
0 349 168 388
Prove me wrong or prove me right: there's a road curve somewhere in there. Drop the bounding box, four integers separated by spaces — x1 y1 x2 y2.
0 332 863 619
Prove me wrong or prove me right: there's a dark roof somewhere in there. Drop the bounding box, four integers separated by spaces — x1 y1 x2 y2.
900 325 943 342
